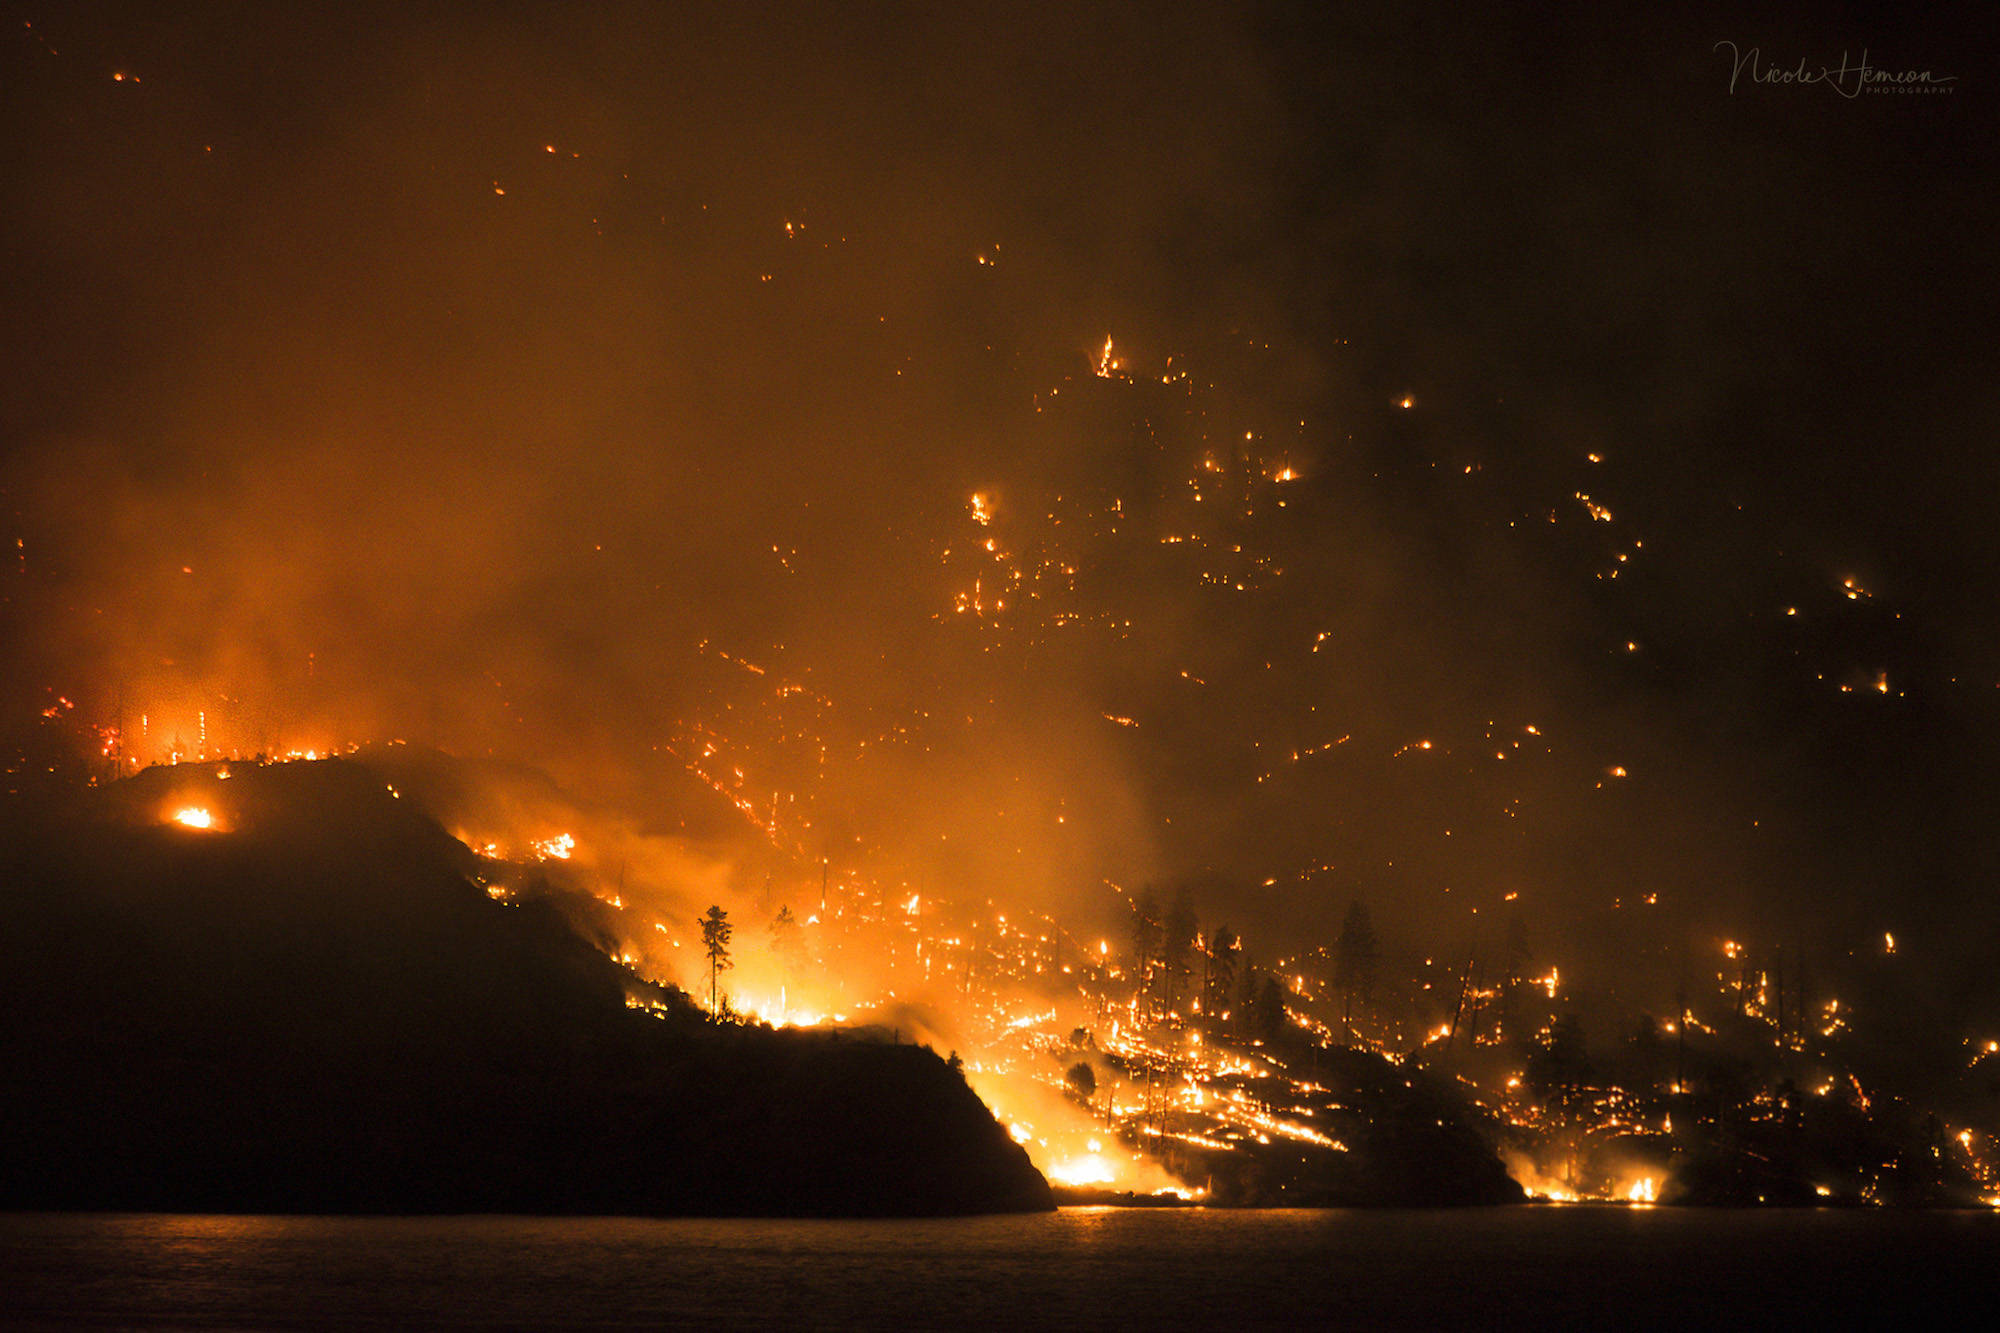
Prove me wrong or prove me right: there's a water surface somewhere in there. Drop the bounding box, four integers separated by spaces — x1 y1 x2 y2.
3 1207 1989 1329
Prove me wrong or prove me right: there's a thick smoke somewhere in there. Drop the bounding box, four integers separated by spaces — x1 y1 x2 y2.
5 1 1996 1048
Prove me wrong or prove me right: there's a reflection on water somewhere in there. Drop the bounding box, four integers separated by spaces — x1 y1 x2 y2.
3 1207 1995 1329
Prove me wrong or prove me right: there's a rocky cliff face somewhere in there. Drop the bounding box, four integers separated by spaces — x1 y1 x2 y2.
0 760 1051 1217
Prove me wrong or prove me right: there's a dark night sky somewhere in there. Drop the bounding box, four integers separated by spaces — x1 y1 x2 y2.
4 2 1996 1035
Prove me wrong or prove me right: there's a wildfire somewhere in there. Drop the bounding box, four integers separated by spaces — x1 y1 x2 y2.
734 994 836 1028
171 807 215 830
531 833 576 861
1047 1150 1118 1187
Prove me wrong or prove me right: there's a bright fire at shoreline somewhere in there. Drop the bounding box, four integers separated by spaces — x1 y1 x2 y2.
1047 1150 1118 1187
34 727 2000 1211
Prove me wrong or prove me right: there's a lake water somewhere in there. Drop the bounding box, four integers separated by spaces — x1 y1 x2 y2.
3 1207 1992 1329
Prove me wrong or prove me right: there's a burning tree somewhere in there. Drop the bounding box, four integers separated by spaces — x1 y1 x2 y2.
699 905 734 1018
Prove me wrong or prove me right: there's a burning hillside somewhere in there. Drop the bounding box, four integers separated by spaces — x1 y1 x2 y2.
16 738 1988 1210
3 1 1994 1217
0 758 1051 1217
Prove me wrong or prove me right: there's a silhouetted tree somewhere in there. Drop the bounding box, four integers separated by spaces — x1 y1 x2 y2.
1130 887 1163 1018
1334 900 1379 1043
699 904 733 1017
1527 1013 1592 1105
1235 950 1260 1035
1065 1060 1097 1108
1205 924 1239 1023
1526 1012 1592 1185
1497 911 1533 1040
769 904 802 1006
1251 973 1288 1043
1163 887 1197 1017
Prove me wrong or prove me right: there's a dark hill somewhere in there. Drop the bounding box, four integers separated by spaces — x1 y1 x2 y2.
0 760 1051 1216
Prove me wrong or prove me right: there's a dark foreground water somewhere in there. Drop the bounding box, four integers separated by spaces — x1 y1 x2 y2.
3 1207 1994 1330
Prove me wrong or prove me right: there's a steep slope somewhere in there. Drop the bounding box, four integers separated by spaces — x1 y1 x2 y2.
0 760 1050 1216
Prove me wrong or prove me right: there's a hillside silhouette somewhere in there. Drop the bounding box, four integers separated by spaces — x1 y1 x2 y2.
0 759 1051 1216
